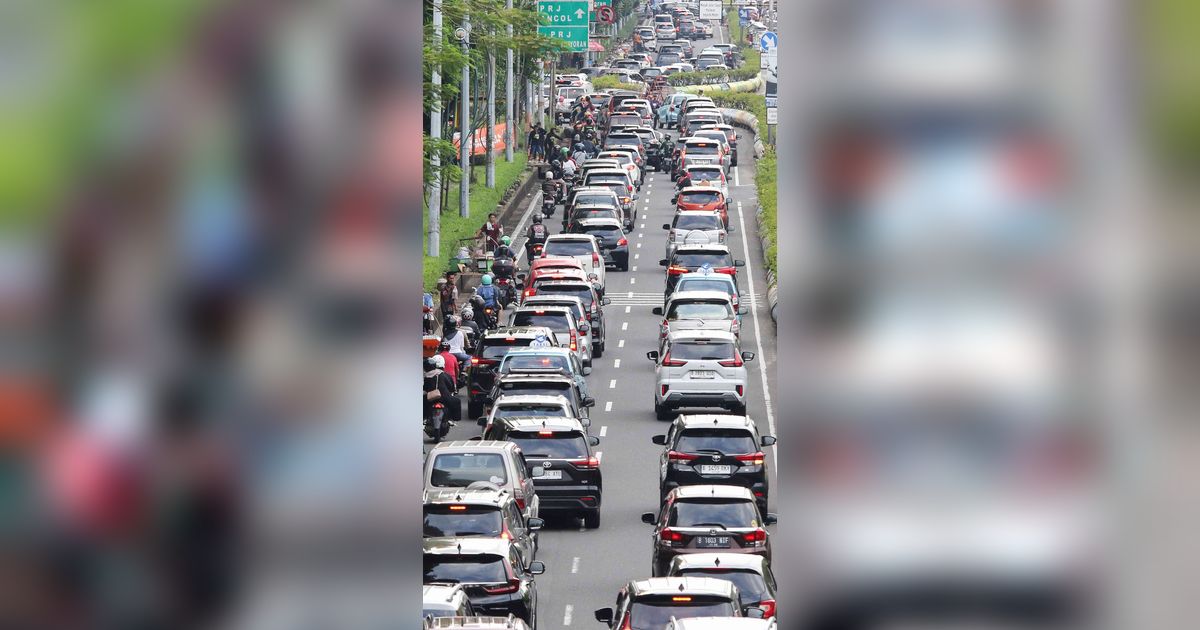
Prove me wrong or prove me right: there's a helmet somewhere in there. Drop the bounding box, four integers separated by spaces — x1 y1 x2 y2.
424 357 439 372
501 236 511 245
544 170 554 179
574 134 581 142
461 307 474 320
430 355 445 370
436 277 447 286
438 340 450 352
533 213 543 224
575 143 585 151
481 274 493 286
443 314 457 330
561 147 569 157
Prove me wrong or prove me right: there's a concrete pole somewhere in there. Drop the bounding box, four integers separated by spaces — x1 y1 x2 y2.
487 46 496 187
460 13 471 217
428 0 443 257
505 0 515 162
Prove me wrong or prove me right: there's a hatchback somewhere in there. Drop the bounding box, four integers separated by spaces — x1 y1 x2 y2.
519 294 604 356
653 290 745 342
508 305 589 365
569 218 630 271
483 393 577 434
641 485 777 576
674 187 729 227
648 330 753 418
667 553 779 621
423 485 543 564
652 414 775 511
542 234 606 287
424 441 541 520
661 244 744 296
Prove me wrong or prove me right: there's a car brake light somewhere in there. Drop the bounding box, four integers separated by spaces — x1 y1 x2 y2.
742 529 767 545
471 357 480 365
735 452 765 465
660 528 684 543
718 354 743 367
661 384 669 396
449 505 467 511
592 252 600 266
483 578 521 595
716 267 736 275
667 265 689 275
570 457 600 469
757 599 776 619
668 230 676 242
661 351 687 367
617 237 628 247
668 451 698 462
538 430 555 436
515 496 526 512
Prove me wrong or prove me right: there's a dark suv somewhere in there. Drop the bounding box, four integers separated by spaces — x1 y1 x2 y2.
485 416 603 529
487 373 595 422
468 326 560 417
423 486 544 562
640 485 777 577
423 538 544 627
569 218 630 271
652 414 776 512
661 245 744 296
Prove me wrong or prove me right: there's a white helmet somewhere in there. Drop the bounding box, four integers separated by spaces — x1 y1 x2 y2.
430 355 445 370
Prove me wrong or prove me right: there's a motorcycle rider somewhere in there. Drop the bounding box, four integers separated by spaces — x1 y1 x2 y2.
541 169 560 216
437 339 460 388
572 142 588 166
475 274 502 326
424 355 459 431
443 315 472 365
493 235 518 261
459 306 481 340
526 213 549 260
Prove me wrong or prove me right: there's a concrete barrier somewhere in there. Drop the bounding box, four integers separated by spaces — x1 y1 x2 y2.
676 73 763 95
719 109 766 159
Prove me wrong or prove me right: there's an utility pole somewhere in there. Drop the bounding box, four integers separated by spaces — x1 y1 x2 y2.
428 0 443 257
505 0 515 162
487 40 496 187
459 13 470 217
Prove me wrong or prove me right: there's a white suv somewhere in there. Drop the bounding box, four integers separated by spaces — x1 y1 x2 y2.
647 329 754 419
542 233 606 287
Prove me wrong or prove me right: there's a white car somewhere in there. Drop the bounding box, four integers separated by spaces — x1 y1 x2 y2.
595 150 643 189
481 393 576 433
648 329 753 419
664 210 727 259
542 233 606 287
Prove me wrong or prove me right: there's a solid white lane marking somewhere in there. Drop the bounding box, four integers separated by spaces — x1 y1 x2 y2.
734 164 741 187
605 401 613 412
564 605 574 625
599 425 608 436
625 305 631 313
618 339 625 348
614 359 621 368
736 200 777 465
609 379 617 389
571 557 580 573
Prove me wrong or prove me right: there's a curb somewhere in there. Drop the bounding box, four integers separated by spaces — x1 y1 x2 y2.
721 106 777 325
496 166 540 236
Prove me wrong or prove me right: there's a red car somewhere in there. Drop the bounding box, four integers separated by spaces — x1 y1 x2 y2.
674 186 728 227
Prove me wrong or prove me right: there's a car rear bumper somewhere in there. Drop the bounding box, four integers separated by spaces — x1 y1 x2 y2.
531 483 602 511
657 546 771 569
657 386 745 408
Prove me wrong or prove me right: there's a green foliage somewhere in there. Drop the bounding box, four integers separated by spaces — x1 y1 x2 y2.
591 75 642 91
756 148 777 279
1145 0 1200 178
665 66 758 87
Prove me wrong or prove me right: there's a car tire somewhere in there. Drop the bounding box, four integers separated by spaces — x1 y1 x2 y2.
655 402 671 421
583 509 600 529
618 261 629 271
468 399 484 419
593 342 604 358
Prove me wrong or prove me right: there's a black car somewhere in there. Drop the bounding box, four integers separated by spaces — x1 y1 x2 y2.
652 413 776 512
486 416 603 528
468 326 561 417
423 538 544 627
423 486 543 563
660 244 744 296
569 218 630 271
566 204 623 233
487 373 595 422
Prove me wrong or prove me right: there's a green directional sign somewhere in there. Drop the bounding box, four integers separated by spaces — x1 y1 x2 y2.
538 0 590 52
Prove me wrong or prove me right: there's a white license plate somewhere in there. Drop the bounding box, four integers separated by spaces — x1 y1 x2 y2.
696 536 731 548
535 470 563 480
689 370 716 379
698 465 732 475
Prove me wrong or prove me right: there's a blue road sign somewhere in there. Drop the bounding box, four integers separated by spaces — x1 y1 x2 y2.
759 31 778 51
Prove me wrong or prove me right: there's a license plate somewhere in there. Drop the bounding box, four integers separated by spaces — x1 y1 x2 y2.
698 465 732 475
689 370 716 379
696 536 731 548
535 470 563 480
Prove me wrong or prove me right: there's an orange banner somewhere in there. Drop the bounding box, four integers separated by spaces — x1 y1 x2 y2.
452 122 510 156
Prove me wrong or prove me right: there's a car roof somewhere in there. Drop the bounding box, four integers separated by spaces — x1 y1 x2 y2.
496 373 575 385
584 168 629 176
535 280 594 290
670 552 767 573
670 619 775 630
670 484 756 501
496 416 588 432
630 576 739 598
570 204 620 214
546 233 598 242
492 394 572 406
699 123 734 130
667 290 734 303
684 137 721 146
424 486 511 506
677 271 735 284
427 617 531 630
666 328 739 343
679 186 726 195
673 244 732 253
423 584 466 600
675 413 755 431
570 186 620 195
503 347 574 358
576 218 624 228
513 305 574 316
429 440 519 454
423 537 513 556
522 294 585 306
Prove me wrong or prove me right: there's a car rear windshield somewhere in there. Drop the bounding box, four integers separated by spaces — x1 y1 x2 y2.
527 301 585 321
572 193 618 207
508 431 588 459
688 169 723 182
595 182 628 198
511 312 571 334
585 226 622 238
667 301 733 320
686 143 719 155
480 339 533 360
574 209 619 222
494 404 568 418
430 453 508 487
673 252 733 267
423 556 508 584
674 214 723 230
669 342 736 362
676 427 756 454
536 285 595 310
629 599 736 629
545 240 595 256
607 135 642 147
677 278 733 295
609 115 641 127
501 354 570 373
423 505 503 537
586 175 627 186
676 569 769 604
679 191 722 205
497 382 571 398
670 500 759 528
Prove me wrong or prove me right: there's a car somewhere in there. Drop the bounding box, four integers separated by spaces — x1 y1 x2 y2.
563 186 624 230
673 187 729 228
658 93 694 129
666 61 695 74
636 27 658 50
667 553 779 621
600 144 647 178
423 485 543 564
467 327 562 417
641 485 776 576
604 131 647 161
497 347 589 383
520 293 605 357
569 218 630 272
647 329 752 418
422 584 477 620
600 67 644 85
652 414 775 511
528 280 610 344
690 129 734 169
522 267 599 303
695 56 725 71
508 305 590 366
682 113 725 140
655 24 678 40
484 416 603 528
677 138 728 174
615 99 655 128
541 233 606 287
487 373 595 423
612 58 642 72
594 577 749 629
425 616 532 630
697 123 739 165
483 393 578 433
653 290 745 343
676 164 730 202
582 167 638 223
423 538 544 627
580 158 624 181
424 441 541 521
664 210 727 259
661 244 744 296
565 204 622 233
595 150 643 189
627 52 654 68
640 66 665 81
577 179 636 227
627 126 666 161
672 269 742 316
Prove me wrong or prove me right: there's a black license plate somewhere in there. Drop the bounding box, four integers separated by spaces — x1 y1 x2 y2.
695 536 731 548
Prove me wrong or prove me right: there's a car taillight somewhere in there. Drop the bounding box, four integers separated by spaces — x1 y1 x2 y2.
499 524 512 540
524 288 535 297
570 457 600 469
736 384 744 396
735 452 765 466
668 451 698 462
617 237 628 247
483 578 521 594
667 265 689 274
718 232 726 243
570 332 577 351
660 528 685 544
716 267 736 275
592 252 600 266
742 529 767 546
757 599 776 619
661 351 687 367
718 354 743 367
668 230 676 242
515 496 526 512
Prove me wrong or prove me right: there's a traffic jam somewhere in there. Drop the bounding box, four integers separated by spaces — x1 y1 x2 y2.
423 3 780 629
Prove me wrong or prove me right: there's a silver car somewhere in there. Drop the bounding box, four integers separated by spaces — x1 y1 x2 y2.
664 210 727 259
647 329 754 419
653 290 746 345
508 305 591 366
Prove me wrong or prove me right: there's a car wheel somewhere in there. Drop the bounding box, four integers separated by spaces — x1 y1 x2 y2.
655 402 671 421
583 509 600 529
468 399 484 419
593 342 604 358
618 260 629 271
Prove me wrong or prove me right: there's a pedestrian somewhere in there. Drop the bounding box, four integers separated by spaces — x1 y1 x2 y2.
476 212 504 251
529 122 547 162
438 273 459 318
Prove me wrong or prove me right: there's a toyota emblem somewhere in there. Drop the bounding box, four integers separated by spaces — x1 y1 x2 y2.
711 454 720 462
542 461 552 468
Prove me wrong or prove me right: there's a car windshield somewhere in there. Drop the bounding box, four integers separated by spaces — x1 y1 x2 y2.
676 427 756 453
480 339 533 360
501 354 570 373
610 116 641 127
669 342 737 362
545 240 595 256
674 214 723 230
595 182 628 198
674 252 732 267
686 144 719 155
536 285 595 310
670 500 759 528
679 191 722 205
497 383 571 398
676 569 770 604
586 175 626 186
511 313 571 334
575 209 619 223
608 136 641 147
508 431 589 459
629 600 737 630
668 301 733 320
423 556 508 584
430 453 508 487
494 404 567 418
528 302 585 321
677 278 733 295
423 506 503 537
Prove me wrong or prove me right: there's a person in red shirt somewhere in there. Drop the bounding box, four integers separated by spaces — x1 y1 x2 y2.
437 340 460 388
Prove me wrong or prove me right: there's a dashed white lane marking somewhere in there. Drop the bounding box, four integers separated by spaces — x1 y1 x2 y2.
638 233 644 238
564 605 574 626
627 291 633 297
630 277 637 285
734 163 742 187
632 265 638 271
736 200 777 465
614 359 621 368
625 305 631 313
605 401 613 412
637 242 642 248
618 339 625 348
609 379 617 389
641 223 645 228
599 425 608 436
635 253 640 259
622 322 629 330
571 557 580 573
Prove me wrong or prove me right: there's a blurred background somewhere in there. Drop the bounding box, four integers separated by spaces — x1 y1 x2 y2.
0 0 1195 628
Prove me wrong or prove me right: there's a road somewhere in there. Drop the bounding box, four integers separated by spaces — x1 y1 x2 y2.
433 19 777 630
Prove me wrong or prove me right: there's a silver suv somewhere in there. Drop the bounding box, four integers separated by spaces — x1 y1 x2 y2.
653 290 746 345
664 210 727 259
508 305 590 366
647 329 754 419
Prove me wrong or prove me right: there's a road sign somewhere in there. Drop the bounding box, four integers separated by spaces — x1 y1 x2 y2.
698 0 721 20
597 5 614 24
765 96 777 109
538 0 590 52
759 31 778 51
591 0 611 22
766 107 777 125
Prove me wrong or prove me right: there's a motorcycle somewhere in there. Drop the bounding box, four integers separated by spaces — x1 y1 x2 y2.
492 256 519 307
424 401 448 442
541 193 557 217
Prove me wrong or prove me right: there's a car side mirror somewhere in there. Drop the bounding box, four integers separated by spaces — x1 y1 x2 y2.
761 435 776 447
651 434 668 445
662 223 671 230
651 307 664 315
647 350 659 361
738 306 749 316
659 259 668 266
477 416 488 426
581 417 592 428
527 517 545 531
531 466 545 478
764 513 778 526
734 260 745 267
584 396 597 408
579 323 591 333
601 297 612 306
641 512 657 524
742 351 755 361
671 195 678 204
588 435 600 447
583 365 593 376
744 606 765 619
594 608 614 624
528 560 546 575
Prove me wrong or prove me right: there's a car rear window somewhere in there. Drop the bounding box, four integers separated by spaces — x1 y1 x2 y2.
430 453 508 487
595 182 628 198
687 169 723 182
669 500 759 528
679 191 722 205
501 354 570 373
497 382 571 398
585 175 627 186
528 301 585 321
674 214 723 230
629 599 736 629
607 135 642 147
676 569 769 604
676 427 756 453
544 240 595 257
668 301 733 320
511 312 571 334
494 404 568 418
584 226 622 238
574 209 619 222
507 431 589 459
423 505 503 537
673 252 732 267
669 342 736 362
572 193 618 207
480 338 533 360
423 556 508 584
676 278 733 294
609 115 641 127
685 143 719 155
